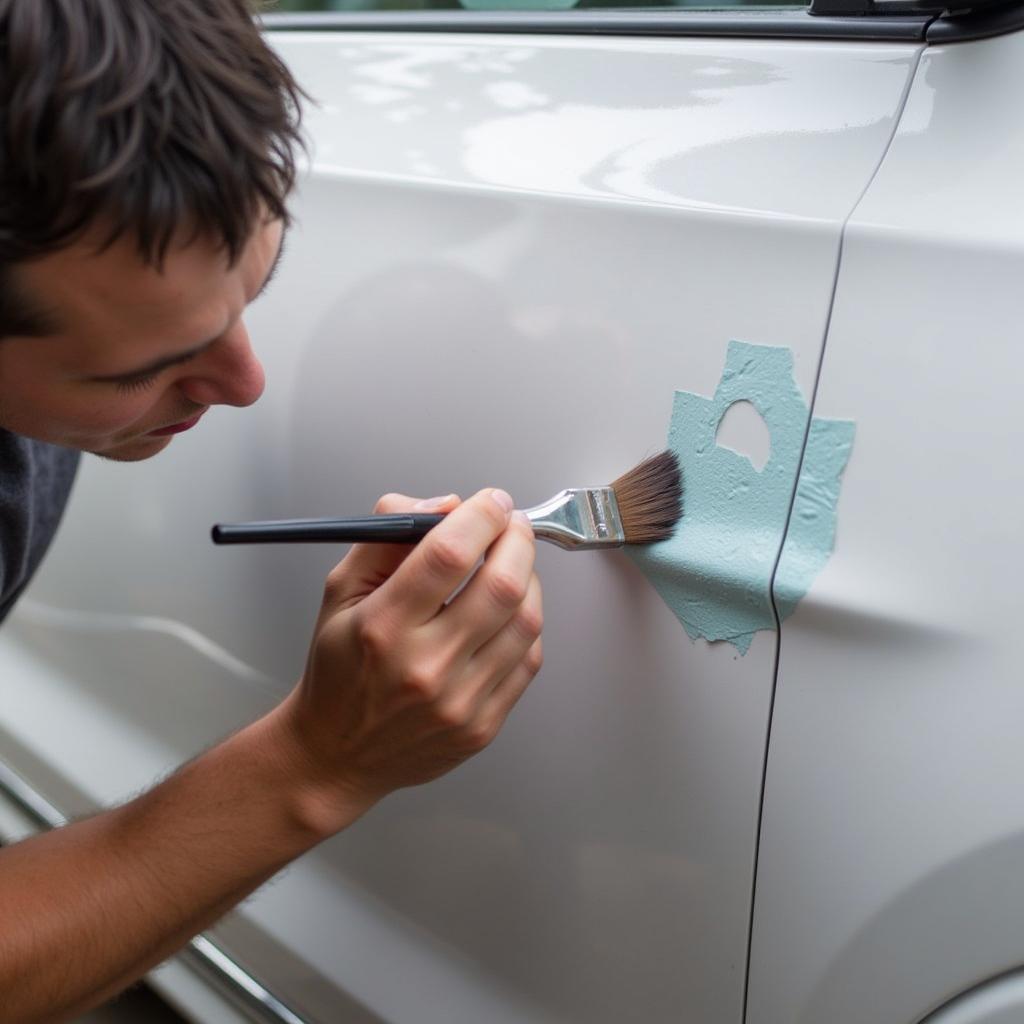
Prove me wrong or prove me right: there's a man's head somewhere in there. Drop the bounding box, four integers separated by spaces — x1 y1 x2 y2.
0 0 302 460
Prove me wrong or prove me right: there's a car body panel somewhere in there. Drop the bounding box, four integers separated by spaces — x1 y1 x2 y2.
923 969 1024 1024
748 29 1024 1024
0 32 922 1023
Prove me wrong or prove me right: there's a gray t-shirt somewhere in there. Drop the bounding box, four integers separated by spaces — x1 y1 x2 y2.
0 429 80 624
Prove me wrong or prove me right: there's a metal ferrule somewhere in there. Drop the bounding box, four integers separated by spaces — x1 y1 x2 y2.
522 487 625 550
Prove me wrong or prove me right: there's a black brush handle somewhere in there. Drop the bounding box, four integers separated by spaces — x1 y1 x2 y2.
212 514 447 545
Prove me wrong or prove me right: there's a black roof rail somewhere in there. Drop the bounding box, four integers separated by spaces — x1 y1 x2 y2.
926 0 1024 38
809 0 1020 23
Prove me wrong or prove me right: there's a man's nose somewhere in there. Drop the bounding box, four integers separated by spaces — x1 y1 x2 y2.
177 322 266 409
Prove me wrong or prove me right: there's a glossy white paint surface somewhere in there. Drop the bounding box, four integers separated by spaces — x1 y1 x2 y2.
924 970 1024 1024
748 30 1024 1024
0 32 921 1023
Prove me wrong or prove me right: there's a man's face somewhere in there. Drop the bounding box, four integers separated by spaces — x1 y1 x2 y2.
0 220 282 461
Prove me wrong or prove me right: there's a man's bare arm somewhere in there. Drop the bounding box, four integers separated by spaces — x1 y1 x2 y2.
0 710 333 1021
0 488 543 1022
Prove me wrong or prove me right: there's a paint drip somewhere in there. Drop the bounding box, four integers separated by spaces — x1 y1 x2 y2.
627 341 854 654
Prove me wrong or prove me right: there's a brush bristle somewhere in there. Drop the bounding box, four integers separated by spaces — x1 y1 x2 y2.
610 450 683 545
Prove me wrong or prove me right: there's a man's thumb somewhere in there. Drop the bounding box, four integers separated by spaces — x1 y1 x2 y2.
327 492 463 603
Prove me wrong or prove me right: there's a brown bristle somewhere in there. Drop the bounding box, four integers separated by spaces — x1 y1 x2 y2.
610 450 683 545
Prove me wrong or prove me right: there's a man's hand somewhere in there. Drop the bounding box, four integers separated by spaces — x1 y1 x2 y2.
272 487 545 836
0 488 542 1021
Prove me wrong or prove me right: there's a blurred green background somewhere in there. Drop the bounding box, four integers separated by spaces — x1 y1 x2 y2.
269 0 798 12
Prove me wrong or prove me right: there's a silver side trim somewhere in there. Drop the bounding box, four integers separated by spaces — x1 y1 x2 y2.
0 760 310 1024
177 938 309 1024
0 759 65 829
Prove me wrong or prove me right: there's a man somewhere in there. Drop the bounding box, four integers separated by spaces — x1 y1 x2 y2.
0 1 543 1018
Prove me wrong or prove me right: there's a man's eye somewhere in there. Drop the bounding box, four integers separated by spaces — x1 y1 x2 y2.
115 373 159 394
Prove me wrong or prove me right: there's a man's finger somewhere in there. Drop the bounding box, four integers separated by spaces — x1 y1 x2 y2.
439 511 537 658
370 488 515 627
465 572 543 695
476 643 544 736
325 492 461 607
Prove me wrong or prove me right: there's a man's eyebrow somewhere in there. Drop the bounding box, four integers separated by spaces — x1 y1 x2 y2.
88 229 288 383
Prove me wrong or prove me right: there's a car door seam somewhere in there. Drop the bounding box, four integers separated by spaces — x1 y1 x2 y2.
740 41 927 1024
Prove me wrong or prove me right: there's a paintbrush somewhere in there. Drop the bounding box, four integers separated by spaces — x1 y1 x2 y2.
211 450 682 551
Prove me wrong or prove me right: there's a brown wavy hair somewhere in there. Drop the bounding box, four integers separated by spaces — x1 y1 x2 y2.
0 0 304 335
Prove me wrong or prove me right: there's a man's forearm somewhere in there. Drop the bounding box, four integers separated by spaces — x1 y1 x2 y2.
0 488 542 1022
0 706 360 1023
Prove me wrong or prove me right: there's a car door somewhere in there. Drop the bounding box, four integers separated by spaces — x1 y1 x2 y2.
748 26 1024 1024
0 11 922 1024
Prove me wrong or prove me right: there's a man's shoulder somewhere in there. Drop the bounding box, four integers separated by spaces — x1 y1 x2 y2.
0 429 81 622
0 428 81 498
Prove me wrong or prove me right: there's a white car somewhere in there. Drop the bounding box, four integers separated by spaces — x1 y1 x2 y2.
2 4 1022 1022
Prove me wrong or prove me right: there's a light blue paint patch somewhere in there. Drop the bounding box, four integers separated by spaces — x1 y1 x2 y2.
775 417 855 622
627 341 854 654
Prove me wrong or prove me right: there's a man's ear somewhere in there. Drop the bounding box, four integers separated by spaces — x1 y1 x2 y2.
0 263 61 340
